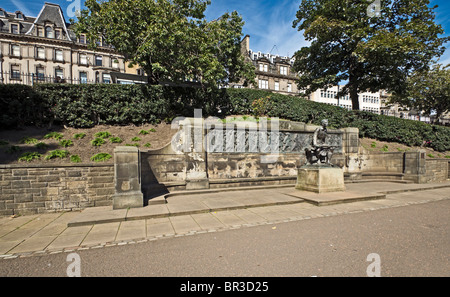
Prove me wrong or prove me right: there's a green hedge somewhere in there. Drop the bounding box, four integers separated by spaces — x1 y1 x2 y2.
1 84 449 152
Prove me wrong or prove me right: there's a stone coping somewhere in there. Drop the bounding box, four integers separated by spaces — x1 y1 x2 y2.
0 163 113 169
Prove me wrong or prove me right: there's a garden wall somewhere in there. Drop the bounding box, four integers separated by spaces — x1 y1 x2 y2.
0 163 114 216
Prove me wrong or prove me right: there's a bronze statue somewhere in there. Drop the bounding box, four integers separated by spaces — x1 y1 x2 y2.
305 119 335 166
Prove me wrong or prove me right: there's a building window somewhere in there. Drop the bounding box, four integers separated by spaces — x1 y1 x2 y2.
259 64 268 72
36 67 45 81
45 26 53 38
36 47 45 60
15 12 23 20
37 27 44 37
55 29 61 40
112 58 119 69
280 66 288 75
79 34 86 44
274 82 280 91
95 55 102 67
103 74 111 84
79 72 88 84
11 44 20 57
287 83 292 93
11 24 19 34
55 68 64 79
55 49 63 62
79 54 87 65
258 79 268 89
11 65 20 80
0 9 6 17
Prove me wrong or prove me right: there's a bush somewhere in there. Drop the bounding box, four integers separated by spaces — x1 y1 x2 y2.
20 137 39 144
131 137 141 142
91 138 105 147
59 139 74 148
1 84 449 152
74 133 86 140
91 153 112 162
35 142 49 149
45 149 69 160
44 132 64 140
94 131 112 139
139 130 149 135
70 155 82 163
109 137 123 143
18 152 41 162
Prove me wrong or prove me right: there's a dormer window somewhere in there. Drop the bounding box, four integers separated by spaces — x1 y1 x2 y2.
45 26 53 38
0 9 6 18
55 29 61 39
11 24 19 34
280 66 288 75
15 11 24 20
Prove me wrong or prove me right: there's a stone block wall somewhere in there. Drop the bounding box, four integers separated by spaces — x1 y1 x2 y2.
0 164 114 216
424 159 449 183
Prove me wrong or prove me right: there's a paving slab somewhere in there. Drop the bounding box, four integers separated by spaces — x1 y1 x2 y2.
81 222 120 246
46 234 87 251
68 208 127 227
116 220 146 242
9 235 56 254
126 204 169 220
191 213 226 230
169 216 201 234
146 218 175 237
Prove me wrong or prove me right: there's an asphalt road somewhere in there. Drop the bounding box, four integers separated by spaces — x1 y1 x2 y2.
0 199 448 279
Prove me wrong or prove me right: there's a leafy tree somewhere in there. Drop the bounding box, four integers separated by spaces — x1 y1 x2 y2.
292 0 450 110
74 0 255 87
391 64 450 123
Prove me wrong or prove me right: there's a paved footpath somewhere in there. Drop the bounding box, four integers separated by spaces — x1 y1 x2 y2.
0 181 449 259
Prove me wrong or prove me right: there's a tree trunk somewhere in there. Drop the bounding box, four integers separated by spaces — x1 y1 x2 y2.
349 57 360 111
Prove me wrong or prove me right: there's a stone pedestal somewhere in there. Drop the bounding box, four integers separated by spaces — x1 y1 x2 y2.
112 146 144 209
296 166 345 193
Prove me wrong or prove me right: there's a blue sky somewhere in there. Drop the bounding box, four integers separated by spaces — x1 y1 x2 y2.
2 0 449 63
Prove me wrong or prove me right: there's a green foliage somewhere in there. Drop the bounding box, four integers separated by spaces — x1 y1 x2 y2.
139 130 149 135
70 155 82 163
35 142 49 150
20 137 39 144
381 145 389 152
371 142 377 148
94 131 112 139
148 128 156 132
91 153 112 162
131 137 141 142
74 0 255 87
292 0 450 109
5 145 21 154
109 137 123 144
18 152 42 162
252 96 273 117
427 153 435 158
144 143 152 148
73 133 86 140
0 140 9 146
44 132 64 140
59 139 74 148
45 149 69 160
126 143 140 147
391 64 450 123
91 138 106 147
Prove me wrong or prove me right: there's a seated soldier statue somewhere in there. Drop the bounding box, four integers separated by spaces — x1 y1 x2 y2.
305 119 335 166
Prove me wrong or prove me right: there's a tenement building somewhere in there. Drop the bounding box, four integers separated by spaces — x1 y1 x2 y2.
235 35 300 96
0 3 128 85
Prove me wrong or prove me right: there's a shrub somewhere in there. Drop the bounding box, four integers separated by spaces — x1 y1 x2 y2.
18 152 41 162
70 155 82 163
35 142 49 149
94 131 112 139
45 149 69 160
139 130 149 135
73 133 86 140
5 145 21 154
149 128 156 132
109 137 123 143
126 143 140 147
381 145 389 152
44 132 64 140
91 153 112 162
371 142 377 148
131 137 141 142
91 138 105 147
59 139 74 148
144 143 151 148
20 137 39 144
